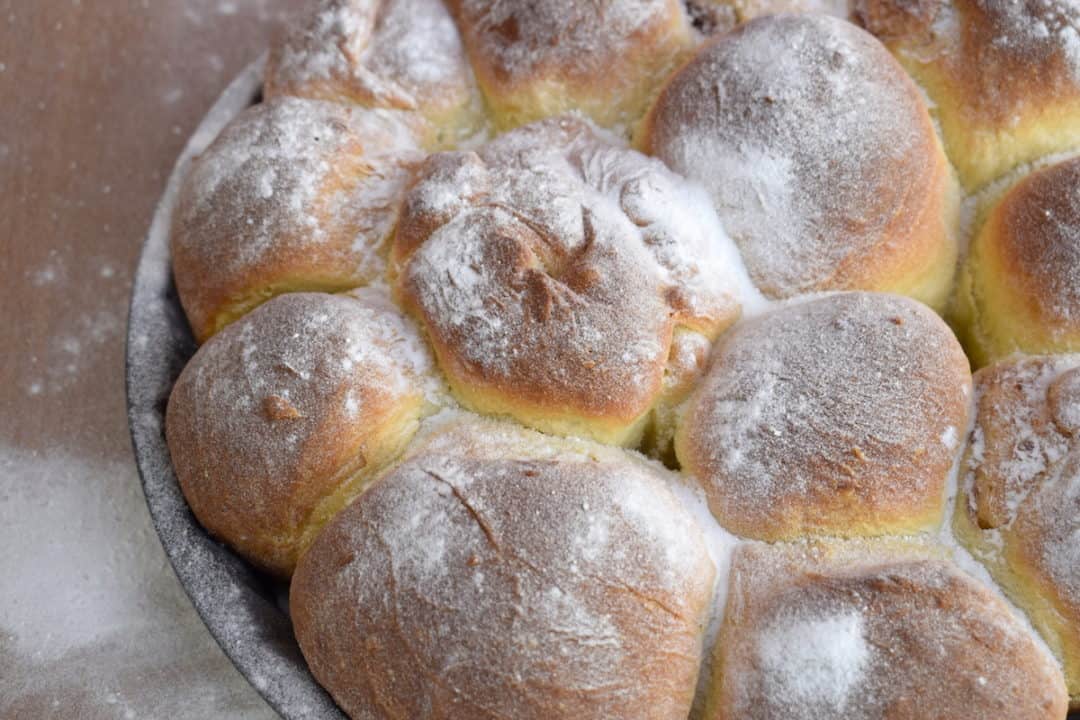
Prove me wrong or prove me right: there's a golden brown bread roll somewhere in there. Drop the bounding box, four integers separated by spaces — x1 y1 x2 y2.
264 0 485 148
445 0 695 130
290 416 716 720
954 356 1080 706
953 155 1080 367
170 97 424 343
165 289 441 577
675 292 972 540
705 540 1069 719
856 0 1080 190
639 14 960 311
392 115 755 447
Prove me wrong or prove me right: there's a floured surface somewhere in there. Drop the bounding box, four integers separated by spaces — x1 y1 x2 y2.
645 14 942 299
677 292 971 539
709 541 1069 720
291 417 716 720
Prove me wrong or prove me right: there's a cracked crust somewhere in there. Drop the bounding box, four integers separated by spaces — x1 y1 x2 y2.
392 116 748 446
290 417 716 720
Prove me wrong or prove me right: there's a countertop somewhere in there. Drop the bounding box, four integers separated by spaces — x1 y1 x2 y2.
1 2 300 717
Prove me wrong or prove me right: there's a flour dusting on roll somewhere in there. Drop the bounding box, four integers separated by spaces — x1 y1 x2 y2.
165 289 441 577
857 0 1080 190
676 292 971 540
955 355 1080 705
394 115 758 447
954 155 1080 367
705 540 1069 719
641 14 959 310
291 416 716 720
265 0 485 147
447 0 694 130
171 97 424 342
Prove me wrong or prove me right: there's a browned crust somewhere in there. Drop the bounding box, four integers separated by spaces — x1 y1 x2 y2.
855 0 1080 189
170 97 423 343
640 14 956 305
956 356 1080 703
165 291 429 577
993 157 1080 333
445 0 693 128
860 0 1080 127
391 116 741 442
676 292 971 540
708 541 1069 719
264 0 482 146
291 425 715 720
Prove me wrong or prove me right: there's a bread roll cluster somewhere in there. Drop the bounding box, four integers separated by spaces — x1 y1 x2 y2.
164 1 1080 716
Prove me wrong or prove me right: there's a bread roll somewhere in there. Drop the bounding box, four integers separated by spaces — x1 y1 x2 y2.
953 156 1080 367
165 289 440 577
675 292 971 540
393 115 753 447
290 416 716 720
856 0 1080 190
170 97 423 343
705 540 1069 719
684 0 850 34
265 0 485 148
640 14 960 311
954 356 1080 706
446 0 694 130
